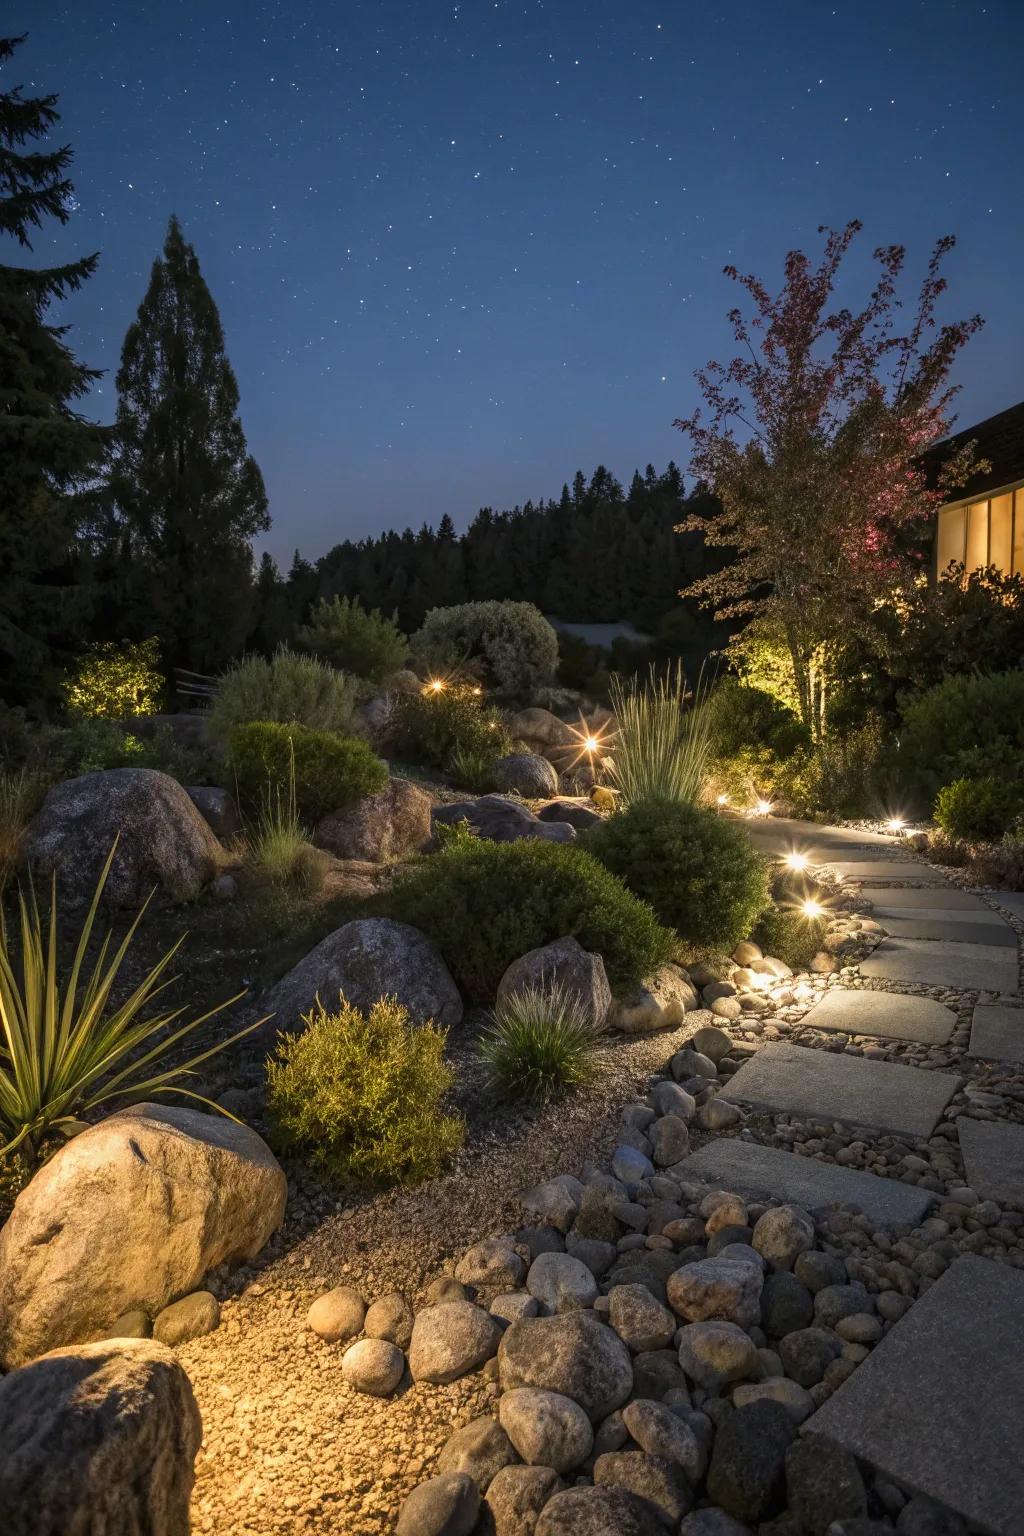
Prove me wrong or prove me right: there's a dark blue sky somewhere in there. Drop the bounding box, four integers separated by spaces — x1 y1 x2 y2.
23 0 1024 563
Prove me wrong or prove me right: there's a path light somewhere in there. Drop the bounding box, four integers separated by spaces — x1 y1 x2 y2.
784 851 809 872
886 816 905 833
717 792 730 806
802 897 826 920
753 799 773 817
425 678 446 694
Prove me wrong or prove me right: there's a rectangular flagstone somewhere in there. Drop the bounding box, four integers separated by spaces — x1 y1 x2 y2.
683 1139 935 1224
804 1255 1024 1536
724 1042 960 1137
996 892 1024 920
859 885 990 911
958 1119 1024 1206
871 903 1009 925
872 913 1016 947
969 1001 1024 1064
799 988 956 1044
860 939 1020 994
827 859 947 882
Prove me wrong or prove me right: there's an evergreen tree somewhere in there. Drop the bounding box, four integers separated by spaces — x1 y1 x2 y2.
108 215 269 674
247 551 292 655
0 35 108 707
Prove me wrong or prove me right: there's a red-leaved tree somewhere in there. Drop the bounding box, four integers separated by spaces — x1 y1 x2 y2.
675 221 984 737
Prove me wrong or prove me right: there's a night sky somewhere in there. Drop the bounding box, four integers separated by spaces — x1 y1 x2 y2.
22 1 1024 563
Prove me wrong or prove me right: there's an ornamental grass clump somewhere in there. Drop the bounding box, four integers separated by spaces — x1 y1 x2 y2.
0 843 259 1167
242 742 325 893
607 664 713 808
584 798 771 951
751 901 827 973
265 996 463 1184
478 980 603 1103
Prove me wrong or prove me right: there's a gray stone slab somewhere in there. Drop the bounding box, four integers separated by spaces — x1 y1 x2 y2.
860 885 990 910
958 1119 1024 1207
996 892 1024 919
805 1255 1024 1536
875 913 1017 946
799 988 956 1044
828 859 947 882
970 1001 1024 1063
683 1139 935 1224
859 938 1020 994
725 1042 960 1137
872 903 1008 924
738 815 898 852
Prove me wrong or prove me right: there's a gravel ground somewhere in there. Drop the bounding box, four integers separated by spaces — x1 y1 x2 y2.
179 1012 708 1536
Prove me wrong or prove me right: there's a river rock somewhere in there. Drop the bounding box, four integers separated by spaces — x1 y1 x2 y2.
341 1338 406 1396
497 937 611 1026
499 1387 594 1472
667 1259 763 1329
677 1321 760 1392
526 1251 598 1312
535 1485 665 1536
609 965 700 1034
498 1311 633 1420
308 1286 367 1342
485 1464 563 1536
408 1301 503 1384
437 1416 518 1491
397 1472 480 1536
707 1399 795 1524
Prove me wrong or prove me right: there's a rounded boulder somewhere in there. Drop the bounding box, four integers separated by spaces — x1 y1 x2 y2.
497 1311 633 1422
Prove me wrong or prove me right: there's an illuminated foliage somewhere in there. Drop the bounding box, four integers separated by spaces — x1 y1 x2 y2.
63 638 163 719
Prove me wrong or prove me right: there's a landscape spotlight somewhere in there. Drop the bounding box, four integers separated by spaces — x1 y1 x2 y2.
717 793 729 806
886 816 905 833
785 851 809 872
428 679 445 693
802 897 826 920
754 799 773 817
583 735 600 753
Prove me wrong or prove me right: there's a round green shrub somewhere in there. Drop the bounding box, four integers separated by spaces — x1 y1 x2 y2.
584 799 771 950
387 837 674 1003
228 721 387 822
266 997 463 1184
751 902 827 973
412 600 559 696
208 645 359 745
390 683 513 771
934 776 1023 842
898 669 1024 806
296 594 408 683
706 678 809 760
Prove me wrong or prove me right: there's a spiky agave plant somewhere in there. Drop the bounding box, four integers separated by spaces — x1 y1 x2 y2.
0 842 264 1167
607 662 714 808
477 979 604 1103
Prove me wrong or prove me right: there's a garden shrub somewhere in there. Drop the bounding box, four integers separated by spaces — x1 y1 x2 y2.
706 678 809 760
774 718 889 819
751 902 827 973
478 981 603 1102
390 682 513 772
412 600 559 696
63 637 163 718
584 799 771 951
265 996 463 1184
296 594 408 683
934 777 1024 843
207 645 359 744
387 837 674 1003
968 831 1024 891
229 721 387 822
897 669 1024 807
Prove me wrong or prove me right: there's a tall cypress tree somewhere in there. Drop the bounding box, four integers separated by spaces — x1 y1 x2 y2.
109 215 269 673
0 35 108 707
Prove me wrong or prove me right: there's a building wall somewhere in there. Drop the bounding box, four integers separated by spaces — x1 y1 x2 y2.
935 481 1024 578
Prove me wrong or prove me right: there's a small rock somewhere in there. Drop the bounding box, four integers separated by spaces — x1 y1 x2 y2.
733 1377 814 1424
408 1302 503 1384
778 1328 843 1388
608 1285 677 1353
667 1259 763 1329
527 1251 598 1313
689 1026 734 1063
752 1207 815 1271
707 1399 795 1524
152 1291 219 1347
364 1292 414 1347
307 1286 366 1343
105 1309 151 1340
785 1437 868 1536
622 1398 705 1483
397 1473 479 1536
437 1416 518 1491
498 1387 594 1473
535 1484 664 1535
341 1338 405 1397
677 1321 759 1392
485 1465 563 1536
456 1239 527 1291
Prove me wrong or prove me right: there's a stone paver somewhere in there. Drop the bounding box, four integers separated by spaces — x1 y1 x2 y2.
871 903 1013 925
996 892 1024 920
742 817 898 863
957 1119 1024 1207
725 1042 960 1137
859 885 990 911
969 1001 1024 1063
805 1255 1024 1536
874 913 1017 946
828 859 947 882
799 988 956 1044
682 1139 935 1224
860 939 1020 994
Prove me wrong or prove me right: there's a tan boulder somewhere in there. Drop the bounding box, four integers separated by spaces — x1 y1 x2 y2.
608 964 699 1033
315 778 432 861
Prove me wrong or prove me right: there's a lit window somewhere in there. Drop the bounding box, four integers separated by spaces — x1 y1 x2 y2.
936 506 965 573
1015 489 1024 576
965 500 989 570
990 493 1012 575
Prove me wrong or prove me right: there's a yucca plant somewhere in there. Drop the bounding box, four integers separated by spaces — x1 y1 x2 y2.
477 980 604 1103
0 843 264 1167
606 662 714 808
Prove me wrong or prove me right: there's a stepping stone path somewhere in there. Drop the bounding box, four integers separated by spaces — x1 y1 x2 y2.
798 987 956 1045
806 1256 1024 1536
859 883 990 909
957 1119 1024 1206
724 1041 960 1137
969 999 1024 1063
860 937 1020 993
683 1139 936 1223
826 859 947 882
998 892 1024 918
868 912 1017 945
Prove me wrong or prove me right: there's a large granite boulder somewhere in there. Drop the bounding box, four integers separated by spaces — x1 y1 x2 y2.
24 768 224 908
496 936 611 1026
257 917 463 1037
314 778 432 862
0 1104 287 1368
432 796 575 844
0 1338 202 1536
508 708 578 751
490 753 560 798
